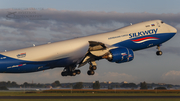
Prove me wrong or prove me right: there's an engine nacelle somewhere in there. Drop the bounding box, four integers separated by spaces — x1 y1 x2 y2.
104 48 134 63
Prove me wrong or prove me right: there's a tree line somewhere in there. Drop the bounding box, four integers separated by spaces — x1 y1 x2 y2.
0 81 172 90
0 80 61 88
0 80 101 89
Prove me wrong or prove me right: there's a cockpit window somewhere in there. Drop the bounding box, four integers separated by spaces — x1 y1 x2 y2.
161 21 164 23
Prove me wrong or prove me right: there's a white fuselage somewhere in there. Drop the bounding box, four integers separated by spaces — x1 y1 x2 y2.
0 20 177 73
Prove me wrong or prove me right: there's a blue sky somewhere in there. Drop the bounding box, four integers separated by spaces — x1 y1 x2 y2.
0 0 180 84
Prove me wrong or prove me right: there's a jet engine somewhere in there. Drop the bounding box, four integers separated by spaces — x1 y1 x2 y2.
103 48 134 63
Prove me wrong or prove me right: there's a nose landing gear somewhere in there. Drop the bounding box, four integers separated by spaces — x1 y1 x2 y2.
156 45 163 56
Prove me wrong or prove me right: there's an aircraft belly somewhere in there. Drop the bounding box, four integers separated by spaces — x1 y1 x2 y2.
0 54 79 73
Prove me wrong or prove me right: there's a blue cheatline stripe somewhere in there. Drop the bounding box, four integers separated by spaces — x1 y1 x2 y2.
113 33 176 51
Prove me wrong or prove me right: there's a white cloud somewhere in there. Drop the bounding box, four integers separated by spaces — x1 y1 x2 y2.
163 70 180 79
100 72 138 83
162 70 180 84
0 69 138 84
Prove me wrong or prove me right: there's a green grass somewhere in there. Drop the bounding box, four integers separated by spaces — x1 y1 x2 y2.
0 92 180 96
0 99 180 101
0 91 180 101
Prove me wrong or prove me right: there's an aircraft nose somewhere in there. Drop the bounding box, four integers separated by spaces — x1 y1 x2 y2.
168 25 177 33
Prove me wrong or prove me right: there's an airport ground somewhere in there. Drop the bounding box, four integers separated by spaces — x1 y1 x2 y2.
0 90 180 101
0 99 180 101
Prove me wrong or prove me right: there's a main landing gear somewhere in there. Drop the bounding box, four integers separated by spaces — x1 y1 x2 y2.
87 61 97 75
61 66 81 76
61 61 98 76
156 45 163 56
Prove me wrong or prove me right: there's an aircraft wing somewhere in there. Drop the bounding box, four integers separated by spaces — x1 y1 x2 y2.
78 41 118 68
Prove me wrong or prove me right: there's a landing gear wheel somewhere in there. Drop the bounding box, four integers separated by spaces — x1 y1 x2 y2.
61 72 68 76
87 61 97 76
87 70 95 75
156 51 162 56
61 65 79 76
75 70 81 74
91 66 97 70
156 45 162 56
71 72 76 76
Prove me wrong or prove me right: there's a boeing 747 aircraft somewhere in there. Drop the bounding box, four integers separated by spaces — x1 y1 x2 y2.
0 20 177 76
